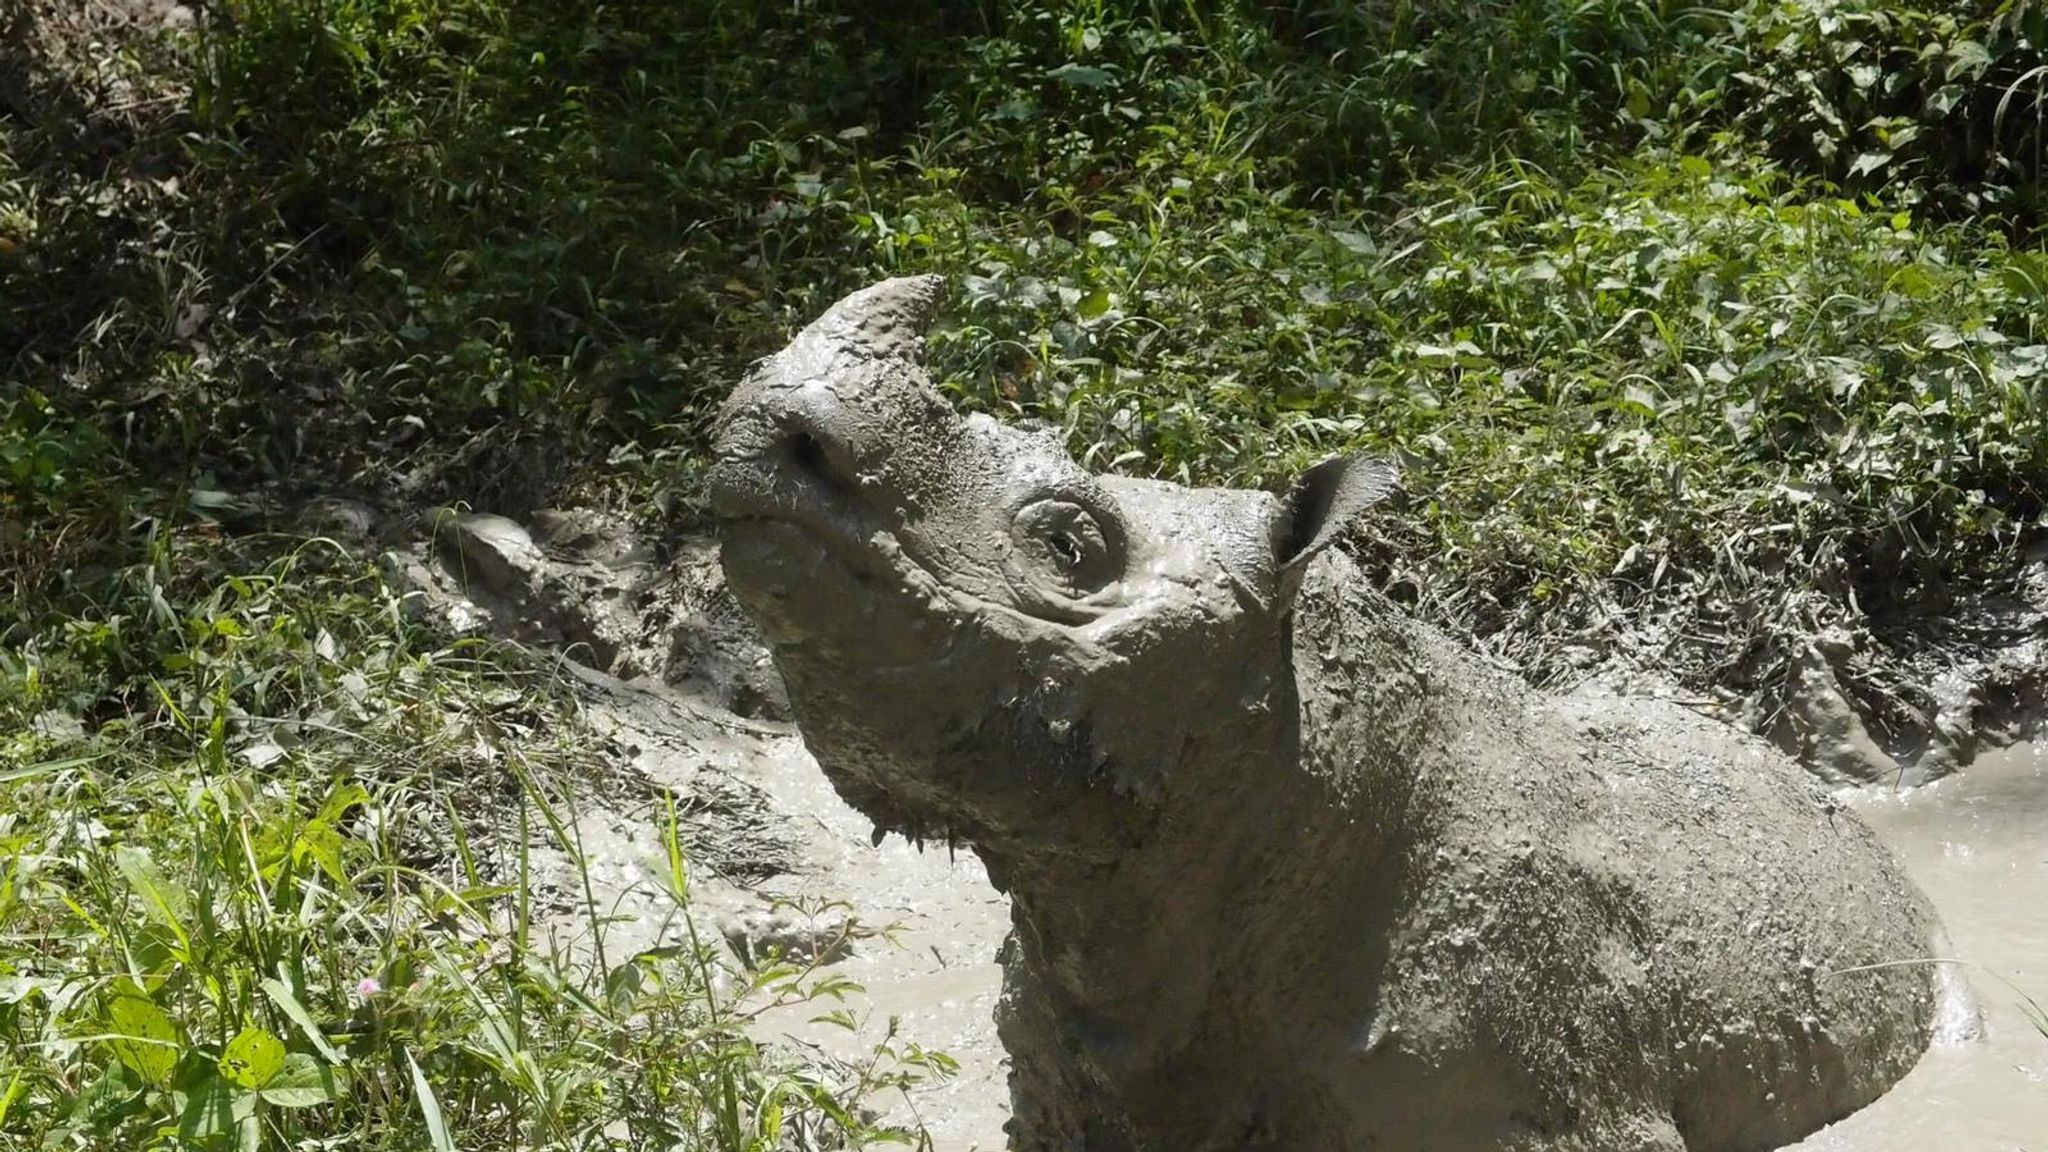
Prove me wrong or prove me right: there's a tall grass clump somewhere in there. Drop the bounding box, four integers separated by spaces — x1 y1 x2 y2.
893 147 2042 712
0 536 949 1150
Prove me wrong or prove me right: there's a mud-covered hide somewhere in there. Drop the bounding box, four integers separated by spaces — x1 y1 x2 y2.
708 277 1950 1152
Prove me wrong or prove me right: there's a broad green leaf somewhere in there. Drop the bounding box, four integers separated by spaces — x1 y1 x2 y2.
316 781 371 824
132 922 182 987
2003 253 2048 302
1328 229 1374 254
1624 81 1651 118
294 819 349 888
1047 62 1113 88
250 821 293 878
219 1026 286 1089
0 1068 24 1127
103 977 180 1085
259 1053 345 1108
1946 39 1993 81
113 845 191 944
0 973 52 1006
71 1062 137 1127
176 1071 235 1143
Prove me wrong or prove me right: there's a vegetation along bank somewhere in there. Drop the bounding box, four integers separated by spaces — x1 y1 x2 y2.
4 1 2047 1147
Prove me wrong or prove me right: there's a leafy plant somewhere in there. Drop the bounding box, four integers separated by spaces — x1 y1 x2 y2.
5 1 2048 1139
0 544 948 1150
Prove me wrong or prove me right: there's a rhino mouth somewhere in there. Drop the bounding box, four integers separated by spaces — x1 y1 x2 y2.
713 481 941 646
717 512 886 595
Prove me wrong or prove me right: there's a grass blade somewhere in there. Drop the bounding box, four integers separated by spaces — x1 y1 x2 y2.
407 1049 457 1152
261 973 347 1065
0 755 101 784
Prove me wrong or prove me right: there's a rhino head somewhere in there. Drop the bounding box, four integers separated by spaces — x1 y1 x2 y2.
708 276 1394 887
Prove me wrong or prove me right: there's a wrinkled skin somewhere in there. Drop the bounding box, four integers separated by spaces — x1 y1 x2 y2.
708 277 1949 1152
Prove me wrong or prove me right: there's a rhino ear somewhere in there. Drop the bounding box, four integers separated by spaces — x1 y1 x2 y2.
1273 454 1399 587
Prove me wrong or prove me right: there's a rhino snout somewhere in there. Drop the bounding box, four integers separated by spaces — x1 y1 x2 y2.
709 377 868 524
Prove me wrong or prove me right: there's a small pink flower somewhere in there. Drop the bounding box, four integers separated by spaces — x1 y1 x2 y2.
355 977 382 999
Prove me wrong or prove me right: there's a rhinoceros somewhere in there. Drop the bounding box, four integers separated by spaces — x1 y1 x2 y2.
707 276 1958 1151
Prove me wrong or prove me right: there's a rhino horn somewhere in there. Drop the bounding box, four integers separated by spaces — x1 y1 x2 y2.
715 275 947 435
785 274 946 369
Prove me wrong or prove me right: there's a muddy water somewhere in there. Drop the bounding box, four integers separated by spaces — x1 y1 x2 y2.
721 736 1013 1151
1791 741 2048 1151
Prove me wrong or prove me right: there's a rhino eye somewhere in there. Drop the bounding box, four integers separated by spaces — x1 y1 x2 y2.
1047 530 1085 570
1011 499 1121 599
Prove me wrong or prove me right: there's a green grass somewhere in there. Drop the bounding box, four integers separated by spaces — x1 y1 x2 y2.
913 151 2046 697
6 0 2048 1144
7 1 2041 688
0 540 949 1149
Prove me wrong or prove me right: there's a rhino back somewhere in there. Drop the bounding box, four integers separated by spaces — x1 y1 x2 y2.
1276 548 1937 1149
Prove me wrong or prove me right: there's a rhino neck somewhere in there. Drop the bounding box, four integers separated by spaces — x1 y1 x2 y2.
991 560 1461 1129
1282 557 1453 843
988 683 1300 1136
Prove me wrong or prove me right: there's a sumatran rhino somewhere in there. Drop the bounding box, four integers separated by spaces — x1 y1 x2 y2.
707 277 1957 1151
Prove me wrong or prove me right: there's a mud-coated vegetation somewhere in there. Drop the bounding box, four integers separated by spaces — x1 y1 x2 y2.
4 1 2046 1148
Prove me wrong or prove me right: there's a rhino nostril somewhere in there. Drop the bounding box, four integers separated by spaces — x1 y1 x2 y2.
788 431 825 469
783 429 849 492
